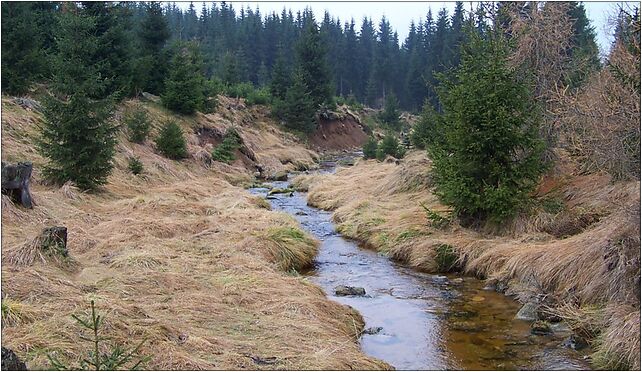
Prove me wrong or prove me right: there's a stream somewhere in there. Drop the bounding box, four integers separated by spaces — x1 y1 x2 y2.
249 158 591 370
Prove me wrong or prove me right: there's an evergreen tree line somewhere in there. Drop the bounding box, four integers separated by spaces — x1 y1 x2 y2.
2 1 601 113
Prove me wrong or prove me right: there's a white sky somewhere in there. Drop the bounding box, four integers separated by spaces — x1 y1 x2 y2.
178 1 632 56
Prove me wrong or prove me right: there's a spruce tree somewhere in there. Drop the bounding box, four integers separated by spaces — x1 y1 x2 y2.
379 93 401 130
295 22 333 108
269 47 291 100
281 68 317 134
362 136 378 159
155 120 187 159
430 30 545 223
39 7 118 190
82 2 133 99
162 42 205 115
134 2 170 95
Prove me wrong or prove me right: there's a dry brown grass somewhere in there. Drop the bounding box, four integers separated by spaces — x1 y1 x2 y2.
304 149 640 369
1 96 388 370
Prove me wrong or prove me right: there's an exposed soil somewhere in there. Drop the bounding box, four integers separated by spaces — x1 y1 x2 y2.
310 117 369 151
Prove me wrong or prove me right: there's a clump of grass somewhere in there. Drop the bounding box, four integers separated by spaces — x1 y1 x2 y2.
395 229 424 243
264 227 318 271
250 196 271 210
434 244 458 272
1 298 32 326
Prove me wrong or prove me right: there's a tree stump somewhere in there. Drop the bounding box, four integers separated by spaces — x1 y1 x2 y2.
1 347 27 370
40 226 68 257
1 162 33 208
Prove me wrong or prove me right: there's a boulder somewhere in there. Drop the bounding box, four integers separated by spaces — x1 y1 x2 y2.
141 92 160 103
334 285 366 297
362 326 383 335
1 347 27 370
13 97 42 112
515 302 539 321
1 162 33 208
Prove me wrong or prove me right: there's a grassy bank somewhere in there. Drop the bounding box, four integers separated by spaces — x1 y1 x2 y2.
296 150 640 370
0 96 389 370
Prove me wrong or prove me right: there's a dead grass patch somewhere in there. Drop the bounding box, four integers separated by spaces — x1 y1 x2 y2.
1 96 387 370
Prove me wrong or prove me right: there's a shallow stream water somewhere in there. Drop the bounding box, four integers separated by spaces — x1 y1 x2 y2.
249 159 591 370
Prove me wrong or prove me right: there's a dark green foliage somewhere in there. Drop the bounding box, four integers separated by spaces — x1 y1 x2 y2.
128 157 143 175
378 94 401 130
47 300 149 370
134 2 170 95
410 104 441 149
362 137 378 159
155 120 187 160
224 83 271 106
434 244 458 272
82 2 134 99
566 2 602 89
162 42 205 115
3 3 482 111
376 134 405 161
420 202 451 229
1 2 49 95
429 31 545 223
295 23 333 108
245 87 271 106
211 128 242 164
39 8 118 190
279 69 317 134
269 49 291 101
125 107 151 143
225 82 255 99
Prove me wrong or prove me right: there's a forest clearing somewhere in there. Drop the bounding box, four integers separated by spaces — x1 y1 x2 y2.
1 1 640 371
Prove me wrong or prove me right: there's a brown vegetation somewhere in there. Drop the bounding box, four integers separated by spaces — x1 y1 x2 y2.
299 150 640 369
0 96 388 370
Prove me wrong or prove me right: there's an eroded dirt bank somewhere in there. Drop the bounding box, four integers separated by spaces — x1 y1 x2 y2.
294 150 641 370
0 96 388 370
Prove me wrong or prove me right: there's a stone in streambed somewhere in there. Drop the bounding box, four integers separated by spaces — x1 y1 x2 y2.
530 320 552 335
562 334 589 350
334 285 366 297
362 326 383 335
516 302 539 321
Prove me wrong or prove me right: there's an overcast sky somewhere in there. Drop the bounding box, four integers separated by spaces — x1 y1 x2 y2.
179 2 630 56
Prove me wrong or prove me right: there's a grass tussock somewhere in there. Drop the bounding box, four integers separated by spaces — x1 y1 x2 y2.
261 226 319 272
305 149 640 369
1 96 388 370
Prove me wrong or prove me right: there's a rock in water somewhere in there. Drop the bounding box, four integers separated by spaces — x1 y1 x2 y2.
363 326 383 335
562 334 589 350
516 302 539 321
1 162 33 208
1 347 27 370
334 285 366 297
530 320 552 335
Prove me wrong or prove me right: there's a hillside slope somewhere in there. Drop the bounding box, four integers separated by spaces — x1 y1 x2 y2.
295 150 640 369
0 96 389 370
